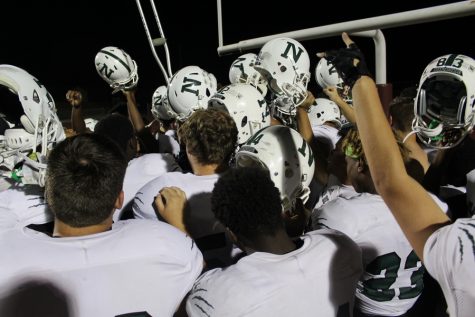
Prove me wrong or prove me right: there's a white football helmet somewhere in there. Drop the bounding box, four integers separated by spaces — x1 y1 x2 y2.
254 37 310 106
315 57 352 103
308 98 341 128
414 54 475 149
229 53 268 97
167 65 218 122
208 83 271 145
235 125 315 212
151 85 177 121
95 46 139 93
0 65 65 186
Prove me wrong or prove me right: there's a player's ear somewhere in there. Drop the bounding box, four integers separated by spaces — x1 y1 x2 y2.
357 158 367 173
114 190 124 210
226 228 238 244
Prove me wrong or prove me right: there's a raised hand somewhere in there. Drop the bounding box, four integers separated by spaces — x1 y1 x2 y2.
317 32 371 88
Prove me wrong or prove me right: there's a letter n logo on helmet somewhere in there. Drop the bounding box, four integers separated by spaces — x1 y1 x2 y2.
181 77 202 96
281 41 304 63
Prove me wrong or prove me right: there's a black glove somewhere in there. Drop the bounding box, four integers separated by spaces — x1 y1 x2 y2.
325 43 371 89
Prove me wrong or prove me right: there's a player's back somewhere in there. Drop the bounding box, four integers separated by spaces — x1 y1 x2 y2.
186 229 363 317
313 192 424 316
0 219 203 317
116 153 181 220
133 171 233 267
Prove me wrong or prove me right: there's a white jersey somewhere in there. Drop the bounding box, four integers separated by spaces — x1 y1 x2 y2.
311 124 341 150
116 153 181 221
313 184 357 210
133 172 232 266
186 229 363 317
423 216 475 317
0 219 203 317
313 192 423 316
0 182 52 230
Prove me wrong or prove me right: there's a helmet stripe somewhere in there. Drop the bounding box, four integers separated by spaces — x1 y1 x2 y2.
99 50 132 73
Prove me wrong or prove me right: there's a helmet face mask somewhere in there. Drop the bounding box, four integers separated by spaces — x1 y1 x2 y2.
414 54 475 149
208 83 271 145
235 125 315 212
167 66 217 122
95 46 139 93
254 37 310 106
0 65 65 186
269 95 297 128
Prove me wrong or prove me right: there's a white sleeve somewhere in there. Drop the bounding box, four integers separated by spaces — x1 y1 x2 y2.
186 269 222 317
423 223 460 283
132 176 167 220
423 218 475 316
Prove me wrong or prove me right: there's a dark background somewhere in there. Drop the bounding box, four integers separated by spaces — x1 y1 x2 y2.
0 0 473 119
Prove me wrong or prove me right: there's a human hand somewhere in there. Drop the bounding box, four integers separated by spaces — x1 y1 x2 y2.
323 87 343 103
298 90 315 111
317 32 371 89
154 186 187 233
66 90 83 108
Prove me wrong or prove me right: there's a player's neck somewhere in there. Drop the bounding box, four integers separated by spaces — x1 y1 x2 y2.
185 152 218 176
192 163 219 176
248 230 298 255
53 217 113 238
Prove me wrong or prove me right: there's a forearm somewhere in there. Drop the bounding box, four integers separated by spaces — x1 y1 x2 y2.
296 107 313 144
352 76 450 260
125 92 145 132
334 98 356 124
71 106 88 134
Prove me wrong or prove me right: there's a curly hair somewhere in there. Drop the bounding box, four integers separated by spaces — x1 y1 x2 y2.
178 109 238 166
45 134 127 227
211 167 284 240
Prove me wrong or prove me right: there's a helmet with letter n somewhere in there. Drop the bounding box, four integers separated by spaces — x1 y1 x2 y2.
0 65 65 186
94 46 139 94
254 37 310 106
208 83 271 145
151 85 177 121
315 57 352 104
413 54 475 149
229 53 268 97
167 65 218 122
235 125 315 213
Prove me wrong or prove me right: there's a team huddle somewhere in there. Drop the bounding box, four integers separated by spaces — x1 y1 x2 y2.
0 32 474 317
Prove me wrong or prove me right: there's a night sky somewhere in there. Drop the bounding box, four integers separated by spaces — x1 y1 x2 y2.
1 0 473 118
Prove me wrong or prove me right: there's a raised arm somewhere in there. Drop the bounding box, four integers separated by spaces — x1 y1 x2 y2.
323 86 356 124
66 89 89 134
326 33 451 260
123 90 145 133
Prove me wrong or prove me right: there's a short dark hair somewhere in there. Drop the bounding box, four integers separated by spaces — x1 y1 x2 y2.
211 167 283 240
45 133 128 227
389 97 415 133
178 109 238 166
94 113 135 157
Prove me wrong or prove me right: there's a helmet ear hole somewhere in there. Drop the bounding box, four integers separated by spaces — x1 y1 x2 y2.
20 114 35 134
